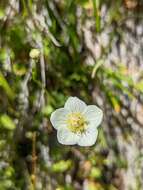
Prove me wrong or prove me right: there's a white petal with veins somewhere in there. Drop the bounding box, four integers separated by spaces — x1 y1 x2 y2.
50 108 69 129
77 129 98 146
64 97 86 113
84 105 103 129
57 128 80 145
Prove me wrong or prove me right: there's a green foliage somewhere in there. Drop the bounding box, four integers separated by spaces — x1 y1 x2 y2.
51 160 72 173
0 72 15 100
0 114 16 130
90 167 102 179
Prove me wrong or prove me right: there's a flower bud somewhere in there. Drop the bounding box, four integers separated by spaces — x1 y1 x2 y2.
29 49 40 59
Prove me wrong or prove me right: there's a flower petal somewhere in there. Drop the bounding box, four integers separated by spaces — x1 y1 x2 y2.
77 129 98 146
83 105 103 128
57 128 80 145
50 108 69 129
64 97 86 113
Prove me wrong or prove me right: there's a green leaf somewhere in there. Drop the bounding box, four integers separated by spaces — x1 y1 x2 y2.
0 114 16 130
135 80 143 93
0 8 5 19
90 167 102 179
42 105 54 116
91 59 104 78
0 72 15 100
0 48 7 62
51 160 72 173
92 0 101 33
13 63 27 76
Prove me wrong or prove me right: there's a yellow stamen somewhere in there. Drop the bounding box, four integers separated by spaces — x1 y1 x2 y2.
66 112 88 134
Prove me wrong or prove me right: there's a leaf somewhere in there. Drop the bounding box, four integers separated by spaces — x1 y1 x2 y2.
135 80 143 93
0 114 16 130
86 180 104 190
0 8 5 19
91 59 104 78
92 0 101 33
90 167 102 178
51 160 72 173
0 72 15 100
105 89 121 113
110 96 121 113
42 105 53 116
13 63 27 76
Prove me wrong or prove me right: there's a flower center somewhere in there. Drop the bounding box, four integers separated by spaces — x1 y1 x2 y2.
66 112 88 134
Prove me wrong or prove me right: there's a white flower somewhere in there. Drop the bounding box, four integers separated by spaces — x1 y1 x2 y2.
50 97 103 146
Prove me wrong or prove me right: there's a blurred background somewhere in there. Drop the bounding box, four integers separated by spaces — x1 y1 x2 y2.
0 0 143 189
